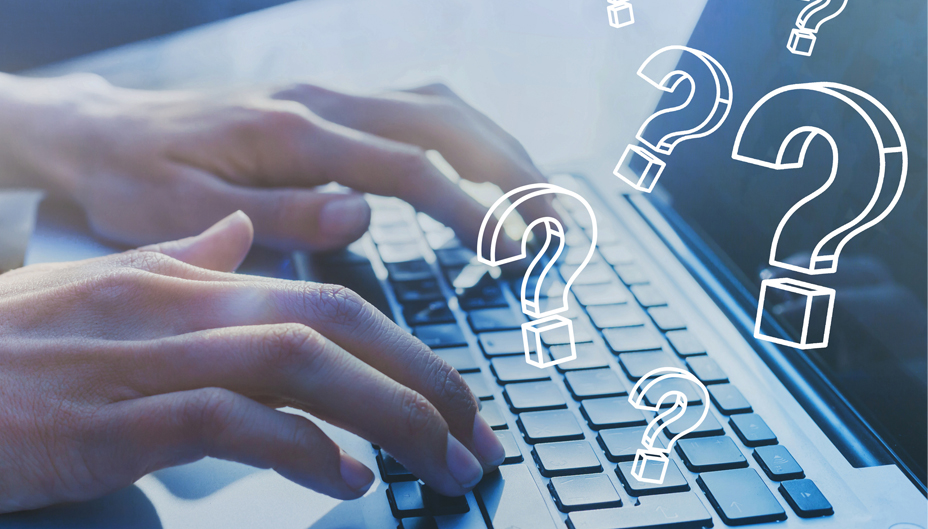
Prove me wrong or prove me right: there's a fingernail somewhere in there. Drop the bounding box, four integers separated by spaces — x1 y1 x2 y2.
472 413 506 467
446 433 483 490
319 195 370 238
203 210 248 235
339 451 375 493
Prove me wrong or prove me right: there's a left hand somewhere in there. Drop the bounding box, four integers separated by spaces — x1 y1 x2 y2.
0 74 553 252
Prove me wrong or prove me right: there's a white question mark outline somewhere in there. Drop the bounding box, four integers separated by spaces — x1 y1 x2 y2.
477 183 598 368
732 82 907 349
787 0 849 57
615 46 733 193
627 367 710 485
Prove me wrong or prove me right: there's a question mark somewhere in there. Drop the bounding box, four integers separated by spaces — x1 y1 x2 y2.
607 0 635 29
614 46 733 193
477 184 597 368
732 82 907 349
787 0 848 57
628 367 709 484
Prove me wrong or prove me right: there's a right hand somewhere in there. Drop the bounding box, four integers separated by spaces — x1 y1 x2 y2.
0 211 504 513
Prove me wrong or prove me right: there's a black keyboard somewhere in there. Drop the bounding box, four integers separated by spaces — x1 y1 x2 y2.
313 174 833 529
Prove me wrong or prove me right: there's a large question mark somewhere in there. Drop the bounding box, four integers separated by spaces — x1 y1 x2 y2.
786 0 848 57
607 0 635 29
732 82 907 349
628 367 709 484
477 184 597 368
614 46 733 193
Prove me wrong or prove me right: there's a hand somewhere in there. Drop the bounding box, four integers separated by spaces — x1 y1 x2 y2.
0 73 552 252
0 212 504 513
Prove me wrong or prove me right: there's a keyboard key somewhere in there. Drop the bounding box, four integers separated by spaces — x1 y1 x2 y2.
433 346 479 373
598 244 635 266
629 284 666 307
617 351 677 380
371 225 419 245
729 413 777 447
413 323 467 348
642 377 704 407
540 321 595 346
647 306 686 331
573 282 630 306
665 330 707 356
564 246 603 265
538 298 583 319
386 259 433 282
461 372 494 400
567 492 711 529
560 263 616 286
398 517 437 529
379 243 424 264
491 356 551 384
587 303 645 329
532 440 603 477
387 481 469 518
394 279 443 304
565 369 627 399
686 356 728 384
616 460 689 496
518 409 585 443
753 445 804 481
377 450 415 482
425 229 459 251
504 381 567 412
403 300 455 325
603 326 663 353
457 278 508 310
475 464 558 529
598 426 665 462
549 474 621 512
661 405 724 438
779 479 833 518
708 384 752 415
479 400 509 430
580 397 646 429
520 275 566 299
468 307 527 332
697 468 787 525
675 436 748 472
551 343 610 371
495 430 524 464
614 263 649 285
479 330 533 357
434 248 476 268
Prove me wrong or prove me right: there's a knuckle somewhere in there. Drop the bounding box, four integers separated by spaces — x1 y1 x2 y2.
398 389 436 439
182 388 239 437
303 283 368 328
424 352 475 412
261 323 323 372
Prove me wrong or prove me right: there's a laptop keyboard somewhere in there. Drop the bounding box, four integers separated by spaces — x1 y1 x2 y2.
313 174 833 528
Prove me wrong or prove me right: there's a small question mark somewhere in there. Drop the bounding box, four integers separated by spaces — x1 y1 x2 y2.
607 0 635 29
732 82 907 349
787 0 848 57
477 184 597 368
628 367 709 484
615 46 733 193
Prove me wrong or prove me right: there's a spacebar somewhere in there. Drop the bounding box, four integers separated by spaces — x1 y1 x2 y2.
475 465 558 529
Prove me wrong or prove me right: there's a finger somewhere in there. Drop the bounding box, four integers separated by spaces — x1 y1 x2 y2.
273 84 560 229
114 324 487 496
212 184 372 252
100 387 374 500
115 280 506 471
137 210 253 272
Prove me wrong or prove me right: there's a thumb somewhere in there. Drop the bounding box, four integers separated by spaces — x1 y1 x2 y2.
139 211 254 272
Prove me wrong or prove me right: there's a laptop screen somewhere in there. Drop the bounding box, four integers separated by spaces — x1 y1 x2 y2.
640 0 927 483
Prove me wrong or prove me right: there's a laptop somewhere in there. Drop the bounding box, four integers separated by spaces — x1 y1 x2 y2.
6 0 926 528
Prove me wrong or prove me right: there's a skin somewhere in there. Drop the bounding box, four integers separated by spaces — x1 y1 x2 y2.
0 73 560 512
